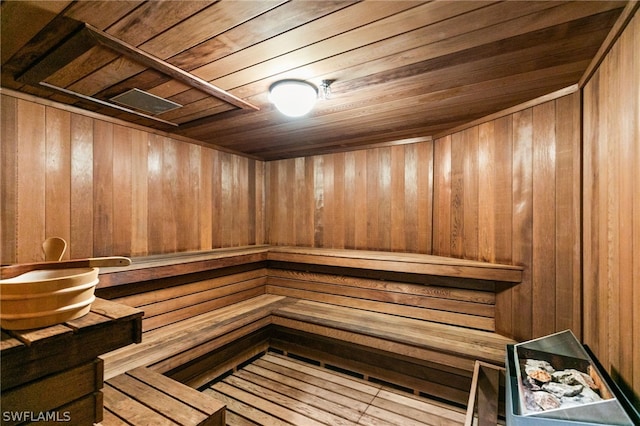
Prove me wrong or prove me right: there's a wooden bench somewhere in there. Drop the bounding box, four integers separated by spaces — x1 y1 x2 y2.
102 367 225 426
99 245 521 406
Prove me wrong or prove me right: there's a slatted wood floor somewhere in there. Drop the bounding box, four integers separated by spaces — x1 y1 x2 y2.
203 352 466 426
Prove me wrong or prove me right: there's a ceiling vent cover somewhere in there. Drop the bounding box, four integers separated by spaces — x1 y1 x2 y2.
110 88 182 115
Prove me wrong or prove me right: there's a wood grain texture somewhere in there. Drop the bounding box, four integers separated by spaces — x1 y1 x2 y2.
582 10 639 409
1 2 625 159
266 141 434 253
432 93 581 342
1 95 264 263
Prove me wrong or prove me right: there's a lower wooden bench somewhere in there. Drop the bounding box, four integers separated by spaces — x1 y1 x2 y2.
101 367 225 426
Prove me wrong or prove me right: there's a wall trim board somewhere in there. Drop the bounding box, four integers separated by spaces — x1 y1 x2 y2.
432 85 579 140
579 1 640 88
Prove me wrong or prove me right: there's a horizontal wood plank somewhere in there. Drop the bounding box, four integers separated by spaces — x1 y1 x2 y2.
268 246 523 282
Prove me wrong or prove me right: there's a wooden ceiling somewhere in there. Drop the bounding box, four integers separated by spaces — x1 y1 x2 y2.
1 1 627 160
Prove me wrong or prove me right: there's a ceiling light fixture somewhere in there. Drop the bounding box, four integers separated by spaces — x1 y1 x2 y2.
269 79 318 117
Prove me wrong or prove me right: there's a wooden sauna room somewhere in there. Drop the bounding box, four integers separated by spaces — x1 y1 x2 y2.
1 1 639 425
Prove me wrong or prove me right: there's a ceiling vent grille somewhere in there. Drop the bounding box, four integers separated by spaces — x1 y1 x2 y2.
110 88 182 115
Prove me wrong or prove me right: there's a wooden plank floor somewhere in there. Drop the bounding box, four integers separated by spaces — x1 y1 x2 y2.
203 352 466 426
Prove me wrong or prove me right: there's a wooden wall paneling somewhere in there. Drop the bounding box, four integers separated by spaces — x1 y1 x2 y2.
93 120 113 257
332 153 345 249
130 129 148 256
353 150 368 249
478 121 496 263
313 155 325 247
491 116 514 337
366 148 380 250
293 157 311 247
111 125 132 256
234 154 249 246
1 95 17 264
70 114 93 259
581 69 599 355
450 131 464 259
616 32 634 391
210 148 222 248
185 143 201 251
378 147 392 251
254 159 265 245
583 11 640 405
463 127 479 260
410 141 430 254
510 109 534 341
199 146 213 250
531 102 557 338
221 152 234 246
161 137 178 253
433 136 451 256
45 107 71 257
555 93 582 336
17 99 46 262
632 14 640 399
391 145 405 251
146 134 164 254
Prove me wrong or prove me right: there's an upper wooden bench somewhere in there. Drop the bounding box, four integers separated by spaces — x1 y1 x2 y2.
98 245 521 404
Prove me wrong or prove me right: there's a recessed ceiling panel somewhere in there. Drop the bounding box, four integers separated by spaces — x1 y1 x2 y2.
111 88 182 115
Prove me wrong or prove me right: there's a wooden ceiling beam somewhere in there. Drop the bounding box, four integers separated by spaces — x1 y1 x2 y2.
83 24 259 111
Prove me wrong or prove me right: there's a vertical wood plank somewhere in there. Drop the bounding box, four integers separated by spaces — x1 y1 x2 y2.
211 149 221 247
582 76 599 352
45 107 71 256
332 153 345 249
16 100 46 262
616 29 634 386
353 150 368 249
555 93 581 335
378 147 392 251
605 42 621 374
112 125 132 256
433 135 451 256
185 143 200 250
343 152 356 249
493 116 514 337
321 154 335 248
478 121 496 263
391 145 406 251
463 127 479 260
632 14 640 399
313 155 325 247
293 157 309 246
130 129 148 256
93 121 114 257
70 114 93 259
366 149 379 249
511 109 533 341
1 95 18 264
417 140 433 254
147 134 164 254
532 102 556 338
404 144 418 252
219 152 232 247
199 147 213 250
162 137 178 253
253 159 264 245
450 133 464 258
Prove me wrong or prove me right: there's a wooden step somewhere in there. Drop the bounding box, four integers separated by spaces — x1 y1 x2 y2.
102 367 225 426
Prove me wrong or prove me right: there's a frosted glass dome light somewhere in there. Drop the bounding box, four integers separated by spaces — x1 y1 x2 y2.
269 80 318 117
